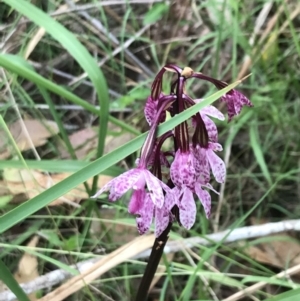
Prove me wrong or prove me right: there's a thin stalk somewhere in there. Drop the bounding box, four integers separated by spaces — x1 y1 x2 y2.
134 222 172 301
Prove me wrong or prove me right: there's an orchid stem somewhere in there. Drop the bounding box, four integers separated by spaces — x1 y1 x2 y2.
134 222 172 301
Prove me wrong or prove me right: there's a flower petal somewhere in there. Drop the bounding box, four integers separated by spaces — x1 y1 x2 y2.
92 168 142 201
109 169 142 201
201 105 225 120
178 187 196 229
221 90 253 121
155 206 170 237
206 149 226 183
201 114 218 142
195 183 211 218
193 146 210 183
170 150 196 188
203 183 220 195
128 189 145 214
144 96 156 126
164 187 177 211
209 142 223 152
91 180 113 198
136 194 154 235
144 170 165 208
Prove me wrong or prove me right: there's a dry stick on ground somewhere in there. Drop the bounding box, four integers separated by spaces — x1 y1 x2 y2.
1 219 300 301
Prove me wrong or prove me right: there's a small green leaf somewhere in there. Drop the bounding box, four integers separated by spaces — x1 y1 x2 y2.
118 87 150 108
143 3 169 25
64 236 80 251
0 195 13 208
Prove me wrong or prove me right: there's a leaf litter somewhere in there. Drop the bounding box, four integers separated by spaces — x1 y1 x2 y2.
0 236 39 301
0 119 59 159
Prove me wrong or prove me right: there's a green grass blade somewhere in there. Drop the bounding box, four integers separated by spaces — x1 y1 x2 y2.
250 122 272 185
263 288 300 301
0 160 123 174
0 81 242 234
0 259 30 301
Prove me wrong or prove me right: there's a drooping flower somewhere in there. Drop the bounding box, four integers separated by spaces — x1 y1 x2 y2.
190 72 253 121
221 89 253 121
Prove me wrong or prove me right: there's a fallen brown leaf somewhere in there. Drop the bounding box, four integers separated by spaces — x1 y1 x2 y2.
58 127 97 159
0 119 59 159
58 123 134 159
245 218 300 271
14 236 39 301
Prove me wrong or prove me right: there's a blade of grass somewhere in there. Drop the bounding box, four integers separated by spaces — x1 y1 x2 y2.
0 259 30 301
250 122 272 185
263 288 300 301
0 81 243 234
0 160 123 174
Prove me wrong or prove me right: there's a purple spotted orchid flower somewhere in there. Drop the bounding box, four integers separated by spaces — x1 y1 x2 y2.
93 64 252 237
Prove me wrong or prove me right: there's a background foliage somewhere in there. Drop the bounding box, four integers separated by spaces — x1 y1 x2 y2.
0 0 299 300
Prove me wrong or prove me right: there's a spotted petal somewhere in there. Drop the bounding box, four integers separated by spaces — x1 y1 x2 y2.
144 170 165 208
195 183 211 218
201 104 225 120
201 114 218 142
108 169 142 201
170 150 196 188
193 146 210 183
144 95 166 126
136 193 154 235
206 147 226 183
128 189 145 214
221 90 252 121
155 205 170 237
144 96 156 125
178 187 196 229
